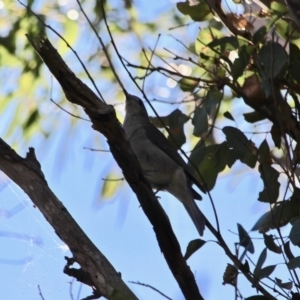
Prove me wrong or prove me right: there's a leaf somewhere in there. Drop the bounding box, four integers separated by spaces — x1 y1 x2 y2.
231 45 252 80
275 278 293 290
252 200 298 233
223 111 235 121
177 1 212 22
255 265 276 280
254 248 267 277
270 125 281 148
192 106 208 137
258 42 288 79
184 239 206 260
253 26 267 45
243 111 266 123
263 234 282 254
258 164 280 203
195 27 225 58
150 109 189 149
205 88 223 115
258 140 272 165
238 223 254 254
284 241 295 261
23 108 39 130
289 218 300 246
178 78 199 92
287 256 300 269
223 126 257 168
223 264 238 285
189 142 229 191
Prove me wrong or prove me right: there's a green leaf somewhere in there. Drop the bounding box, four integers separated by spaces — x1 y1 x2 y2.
177 1 212 22
243 111 266 123
289 218 300 247
287 256 300 269
192 106 208 137
253 248 267 277
23 108 39 130
223 111 235 121
238 223 254 254
184 239 206 260
178 77 199 92
253 26 267 45
223 126 257 168
263 234 282 254
275 19 300 41
231 45 252 80
195 27 225 58
258 164 280 203
189 142 229 191
270 1 289 14
205 88 223 115
258 42 288 79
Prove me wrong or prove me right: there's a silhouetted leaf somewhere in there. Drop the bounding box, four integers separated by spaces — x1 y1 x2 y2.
289 218 300 246
252 200 298 233
184 239 206 260
243 111 266 123
232 45 252 80
270 125 281 149
254 247 267 277
287 256 300 269
223 126 257 168
23 108 39 130
189 142 229 190
258 164 280 203
258 42 288 79
275 278 293 290
205 88 223 115
263 234 282 254
192 106 208 137
253 26 267 45
258 140 272 164
284 241 295 261
223 264 238 285
238 223 254 254
150 109 189 149
223 111 235 121
255 265 276 280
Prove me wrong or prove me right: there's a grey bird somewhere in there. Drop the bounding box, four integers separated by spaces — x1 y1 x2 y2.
123 94 206 236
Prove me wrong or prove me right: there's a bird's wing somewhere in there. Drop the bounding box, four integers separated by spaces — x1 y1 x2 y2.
144 123 206 194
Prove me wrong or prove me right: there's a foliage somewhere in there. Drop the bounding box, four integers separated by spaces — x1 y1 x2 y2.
2 0 300 299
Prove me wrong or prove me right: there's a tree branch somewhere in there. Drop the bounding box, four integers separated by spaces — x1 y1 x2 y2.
0 141 137 300
25 36 204 300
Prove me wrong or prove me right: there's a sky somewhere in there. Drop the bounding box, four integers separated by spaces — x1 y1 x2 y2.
0 0 295 299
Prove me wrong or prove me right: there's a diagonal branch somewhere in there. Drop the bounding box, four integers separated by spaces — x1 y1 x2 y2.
0 141 137 300
25 36 204 300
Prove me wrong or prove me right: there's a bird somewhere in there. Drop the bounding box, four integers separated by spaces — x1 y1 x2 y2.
123 94 206 236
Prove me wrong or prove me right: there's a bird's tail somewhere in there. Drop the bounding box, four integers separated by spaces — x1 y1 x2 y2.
183 200 205 236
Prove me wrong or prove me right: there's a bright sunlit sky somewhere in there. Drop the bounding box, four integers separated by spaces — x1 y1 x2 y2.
0 0 294 299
